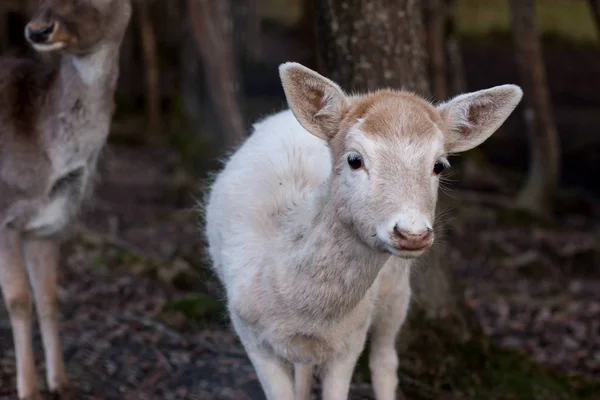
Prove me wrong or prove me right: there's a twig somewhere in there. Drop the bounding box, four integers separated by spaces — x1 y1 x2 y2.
501 250 541 269
558 240 600 258
119 312 186 342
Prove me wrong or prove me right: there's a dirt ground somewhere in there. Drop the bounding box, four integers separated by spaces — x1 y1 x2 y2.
1 40 600 399
0 144 597 400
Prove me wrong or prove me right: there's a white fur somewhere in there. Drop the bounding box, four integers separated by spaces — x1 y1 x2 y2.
25 196 69 236
31 42 66 52
71 45 114 86
206 110 416 400
204 63 523 400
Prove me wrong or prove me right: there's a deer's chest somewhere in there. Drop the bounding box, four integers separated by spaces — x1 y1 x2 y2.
26 111 109 236
25 165 90 236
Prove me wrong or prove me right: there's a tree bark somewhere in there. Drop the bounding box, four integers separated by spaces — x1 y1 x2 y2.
313 0 479 387
314 0 429 95
423 0 447 100
188 0 246 148
509 0 560 217
231 0 261 63
136 0 162 141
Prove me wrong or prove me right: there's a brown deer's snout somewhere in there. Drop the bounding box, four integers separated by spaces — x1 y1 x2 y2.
26 22 56 44
392 225 433 251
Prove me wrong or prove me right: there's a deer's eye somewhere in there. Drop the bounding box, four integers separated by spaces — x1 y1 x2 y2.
347 153 363 170
433 160 447 175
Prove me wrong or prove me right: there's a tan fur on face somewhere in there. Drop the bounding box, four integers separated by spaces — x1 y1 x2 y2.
345 90 443 139
327 90 446 161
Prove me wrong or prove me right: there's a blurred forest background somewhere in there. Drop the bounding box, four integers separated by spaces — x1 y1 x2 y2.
1 0 600 399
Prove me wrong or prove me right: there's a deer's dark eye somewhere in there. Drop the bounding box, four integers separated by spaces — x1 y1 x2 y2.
347 154 363 170
433 160 447 175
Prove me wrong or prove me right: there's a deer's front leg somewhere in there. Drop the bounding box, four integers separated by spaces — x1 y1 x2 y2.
24 237 68 394
230 313 295 399
320 331 368 400
0 231 37 399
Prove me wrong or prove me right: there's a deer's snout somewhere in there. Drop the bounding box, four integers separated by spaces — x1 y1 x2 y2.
26 21 57 44
392 225 433 251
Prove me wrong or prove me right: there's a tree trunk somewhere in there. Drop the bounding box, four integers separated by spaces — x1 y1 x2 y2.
509 0 560 217
444 0 467 96
423 0 447 100
587 0 600 39
136 0 162 142
231 0 261 64
314 0 429 95
313 0 480 395
188 0 246 148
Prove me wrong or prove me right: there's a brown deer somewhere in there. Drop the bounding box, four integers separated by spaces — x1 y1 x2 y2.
0 1 132 398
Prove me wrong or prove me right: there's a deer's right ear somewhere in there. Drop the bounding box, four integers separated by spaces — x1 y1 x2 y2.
279 62 348 141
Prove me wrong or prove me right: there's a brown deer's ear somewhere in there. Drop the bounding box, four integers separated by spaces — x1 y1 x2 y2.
279 62 348 141
438 85 523 153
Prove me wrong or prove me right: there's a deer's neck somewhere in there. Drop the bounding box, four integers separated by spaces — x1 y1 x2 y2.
42 43 121 179
55 44 120 111
279 182 390 319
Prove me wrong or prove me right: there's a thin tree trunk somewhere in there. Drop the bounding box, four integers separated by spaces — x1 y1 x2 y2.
313 1 479 393
188 0 246 148
231 0 261 63
509 0 560 217
137 0 162 141
0 7 7 54
116 24 137 113
424 0 447 99
444 0 467 96
300 0 318 69
586 0 600 39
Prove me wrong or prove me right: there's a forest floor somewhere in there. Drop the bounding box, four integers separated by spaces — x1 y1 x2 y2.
0 144 599 400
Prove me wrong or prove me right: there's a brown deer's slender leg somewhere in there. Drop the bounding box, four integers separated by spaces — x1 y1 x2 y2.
24 237 68 393
0 231 37 399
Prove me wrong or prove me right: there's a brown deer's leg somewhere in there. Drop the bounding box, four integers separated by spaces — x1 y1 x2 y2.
24 237 68 393
0 231 38 399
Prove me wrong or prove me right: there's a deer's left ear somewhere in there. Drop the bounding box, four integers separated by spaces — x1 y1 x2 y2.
438 85 523 153
279 62 348 141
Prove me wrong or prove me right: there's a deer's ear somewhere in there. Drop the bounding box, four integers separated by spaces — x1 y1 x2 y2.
279 62 348 141
438 85 523 153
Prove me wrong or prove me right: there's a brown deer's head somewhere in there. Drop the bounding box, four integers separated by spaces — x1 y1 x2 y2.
25 0 132 54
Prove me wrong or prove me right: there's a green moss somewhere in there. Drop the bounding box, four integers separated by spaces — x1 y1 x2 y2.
353 309 600 400
162 293 227 325
447 342 598 400
355 336 599 400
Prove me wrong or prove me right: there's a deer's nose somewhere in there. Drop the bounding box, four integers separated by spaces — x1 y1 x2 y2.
392 225 433 251
26 22 56 44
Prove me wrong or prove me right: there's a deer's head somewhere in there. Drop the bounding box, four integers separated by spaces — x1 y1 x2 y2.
25 0 132 54
280 62 522 259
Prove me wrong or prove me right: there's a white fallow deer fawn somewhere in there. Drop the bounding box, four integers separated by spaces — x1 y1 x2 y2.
0 0 131 398
204 62 523 400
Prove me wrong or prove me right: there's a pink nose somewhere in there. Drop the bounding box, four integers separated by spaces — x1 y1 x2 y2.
392 226 433 250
